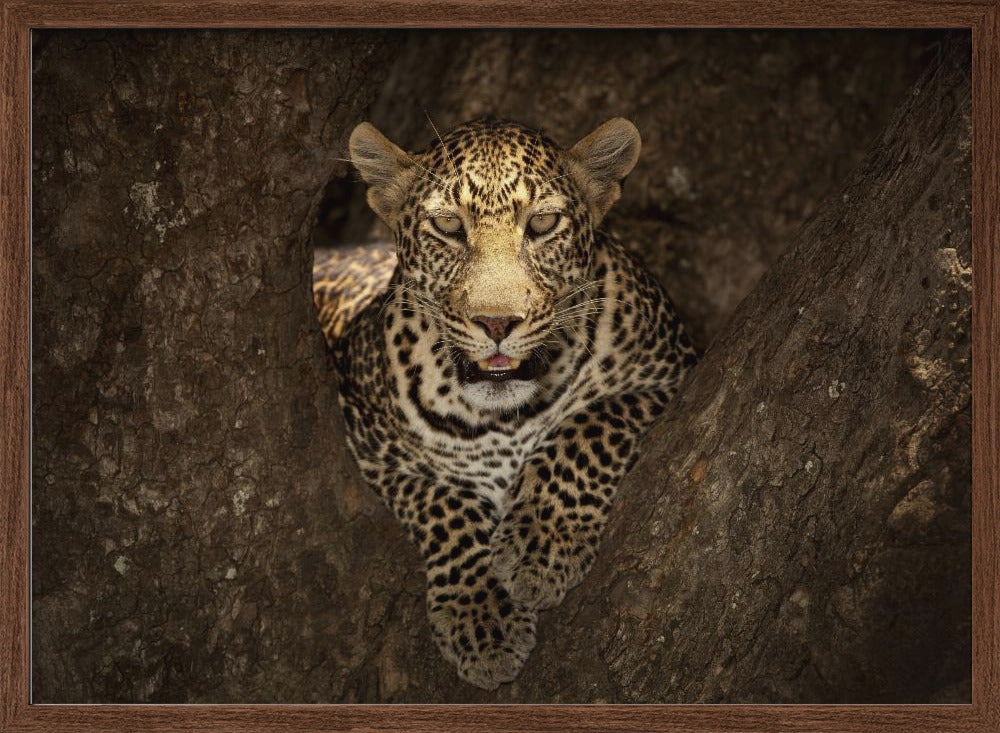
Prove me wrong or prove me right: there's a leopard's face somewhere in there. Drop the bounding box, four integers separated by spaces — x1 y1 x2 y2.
398 122 596 410
350 117 640 412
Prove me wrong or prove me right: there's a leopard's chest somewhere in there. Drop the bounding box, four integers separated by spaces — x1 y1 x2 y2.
380 351 605 515
418 418 552 516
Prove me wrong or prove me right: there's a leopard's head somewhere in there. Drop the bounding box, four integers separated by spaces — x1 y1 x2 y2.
349 116 640 412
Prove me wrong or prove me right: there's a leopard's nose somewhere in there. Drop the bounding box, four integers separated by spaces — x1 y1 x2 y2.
471 314 524 343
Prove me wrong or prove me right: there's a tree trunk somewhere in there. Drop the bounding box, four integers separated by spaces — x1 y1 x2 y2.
32 31 969 703
30 29 414 703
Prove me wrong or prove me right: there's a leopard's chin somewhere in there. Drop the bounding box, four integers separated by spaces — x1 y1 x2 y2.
452 348 549 413
461 379 541 413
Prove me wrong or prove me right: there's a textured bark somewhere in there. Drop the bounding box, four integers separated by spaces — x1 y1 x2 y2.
32 30 969 704
30 29 412 703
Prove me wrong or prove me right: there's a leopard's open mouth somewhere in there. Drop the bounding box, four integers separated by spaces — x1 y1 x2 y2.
454 348 549 384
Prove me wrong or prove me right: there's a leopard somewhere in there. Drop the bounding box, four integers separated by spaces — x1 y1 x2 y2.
315 116 697 690
314 242 395 343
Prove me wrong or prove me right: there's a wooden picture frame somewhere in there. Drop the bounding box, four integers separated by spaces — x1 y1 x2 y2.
2 1 997 730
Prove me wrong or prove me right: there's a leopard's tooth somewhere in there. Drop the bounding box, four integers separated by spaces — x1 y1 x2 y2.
477 357 521 372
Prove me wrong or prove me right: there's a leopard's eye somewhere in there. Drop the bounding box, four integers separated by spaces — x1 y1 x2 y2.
528 212 560 236
431 216 464 235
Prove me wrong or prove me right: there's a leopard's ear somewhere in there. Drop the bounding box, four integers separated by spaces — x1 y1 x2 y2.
349 122 416 222
565 118 641 221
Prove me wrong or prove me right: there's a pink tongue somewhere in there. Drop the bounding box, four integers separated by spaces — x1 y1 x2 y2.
487 354 512 369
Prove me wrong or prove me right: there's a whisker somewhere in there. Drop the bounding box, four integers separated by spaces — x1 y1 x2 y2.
555 306 604 316
410 168 447 191
425 110 458 176
333 153 446 192
541 172 572 187
554 279 601 307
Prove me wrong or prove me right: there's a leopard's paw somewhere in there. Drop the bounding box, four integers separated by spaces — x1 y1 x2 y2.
428 582 537 690
491 512 588 610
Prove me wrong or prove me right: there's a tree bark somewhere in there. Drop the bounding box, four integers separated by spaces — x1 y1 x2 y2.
32 31 969 703
30 29 415 703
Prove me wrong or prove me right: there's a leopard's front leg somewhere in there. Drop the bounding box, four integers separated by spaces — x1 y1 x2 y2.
387 475 537 690
491 392 667 609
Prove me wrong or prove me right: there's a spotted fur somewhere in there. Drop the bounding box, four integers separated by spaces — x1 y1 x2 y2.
314 242 395 343
318 117 697 690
